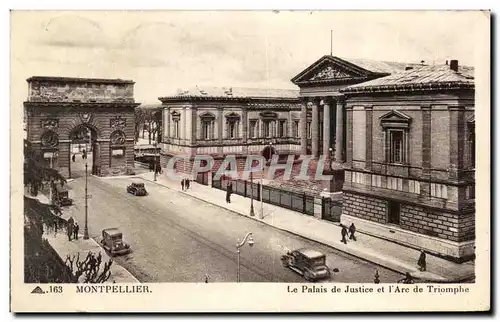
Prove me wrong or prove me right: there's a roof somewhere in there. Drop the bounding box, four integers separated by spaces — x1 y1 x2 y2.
159 86 299 101
342 57 422 75
341 64 474 94
296 248 325 259
26 76 135 85
103 228 123 236
291 55 420 86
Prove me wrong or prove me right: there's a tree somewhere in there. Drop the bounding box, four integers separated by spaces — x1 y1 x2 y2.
134 108 146 143
24 139 66 196
23 139 113 283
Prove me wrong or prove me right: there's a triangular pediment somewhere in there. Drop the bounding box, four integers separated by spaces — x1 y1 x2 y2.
291 55 378 86
380 110 411 129
380 110 411 121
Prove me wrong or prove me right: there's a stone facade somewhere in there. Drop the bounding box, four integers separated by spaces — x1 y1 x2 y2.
158 87 304 178
24 77 140 177
340 62 476 260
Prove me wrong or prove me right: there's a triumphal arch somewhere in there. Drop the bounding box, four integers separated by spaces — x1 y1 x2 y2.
24 76 140 178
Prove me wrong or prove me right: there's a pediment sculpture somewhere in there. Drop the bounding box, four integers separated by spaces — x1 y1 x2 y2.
309 65 351 81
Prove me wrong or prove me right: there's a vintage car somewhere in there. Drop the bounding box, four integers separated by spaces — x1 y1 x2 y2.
281 248 331 281
100 228 131 256
127 182 148 196
52 186 73 207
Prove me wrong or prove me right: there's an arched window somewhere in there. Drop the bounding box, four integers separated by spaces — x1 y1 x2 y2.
171 111 181 138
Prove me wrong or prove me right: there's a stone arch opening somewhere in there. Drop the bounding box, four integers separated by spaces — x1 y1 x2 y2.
68 124 100 178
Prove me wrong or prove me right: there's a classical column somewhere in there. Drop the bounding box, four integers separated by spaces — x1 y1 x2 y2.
335 96 345 163
322 98 332 158
311 99 319 158
191 106 197 145
300 101 307 155
217 107 223 155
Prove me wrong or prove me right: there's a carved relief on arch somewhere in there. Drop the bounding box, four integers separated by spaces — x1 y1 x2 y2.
40 130 59 148
110 130 126 146
40 119 59 130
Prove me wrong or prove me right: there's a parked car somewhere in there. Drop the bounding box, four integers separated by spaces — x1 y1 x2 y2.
100 228 131 256
281 248 331 281
52 185 73 207
127 182 147 196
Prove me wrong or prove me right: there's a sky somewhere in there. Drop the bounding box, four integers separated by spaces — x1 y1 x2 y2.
11 11 486 106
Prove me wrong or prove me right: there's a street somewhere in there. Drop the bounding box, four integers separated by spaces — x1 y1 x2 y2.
62 160 403 283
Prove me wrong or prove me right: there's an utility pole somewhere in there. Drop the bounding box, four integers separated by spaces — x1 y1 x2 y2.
83 163 89 240
249 171 255 217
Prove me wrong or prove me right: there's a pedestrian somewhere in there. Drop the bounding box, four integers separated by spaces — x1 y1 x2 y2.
348 223 357 241
82 149 86 160
72 154 76 162
181 179 185 191
417 250 427 271
67 217 74 241
226 182 233 203
186 178 190 190
73 222 79 240
340 225 348 244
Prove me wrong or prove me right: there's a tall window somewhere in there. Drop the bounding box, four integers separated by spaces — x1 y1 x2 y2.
201 120 214 140
380 110 411 165
307 122 312 139
389 130 405 163
250 120 258 138
278 120 286 138
173 120 180 138
293 120 299 137
263 121 271 137
408 180 420 194
225 113 240 139
171 111 181 138
468 123 475 168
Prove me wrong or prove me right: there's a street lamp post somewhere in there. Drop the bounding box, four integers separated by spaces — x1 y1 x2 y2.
153 142 158 182
249 171 255 217
236 232 254 282
83 163 89 240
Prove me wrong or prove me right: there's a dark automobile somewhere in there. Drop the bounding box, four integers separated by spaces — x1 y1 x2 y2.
100 228 131 256
281 248 331 281
127 182 147 196
53 186 73 207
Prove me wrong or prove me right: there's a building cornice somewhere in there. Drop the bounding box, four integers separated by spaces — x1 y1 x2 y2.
24 102 141 108
341 82 475 95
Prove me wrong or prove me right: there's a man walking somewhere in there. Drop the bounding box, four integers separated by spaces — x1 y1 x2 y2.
67 217 74 241
72 154 76 162
340 225 348 244
73 222 79 240
186 178 190 190
181 178 185 191
348 223 357 241
226 182 233 203
417 250 427 271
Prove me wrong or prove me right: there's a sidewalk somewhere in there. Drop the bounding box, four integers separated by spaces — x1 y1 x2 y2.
140 171 475 283
33 194 139 283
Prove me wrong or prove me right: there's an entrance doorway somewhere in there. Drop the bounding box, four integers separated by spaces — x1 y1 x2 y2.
69 125 99 178
387 201 401 225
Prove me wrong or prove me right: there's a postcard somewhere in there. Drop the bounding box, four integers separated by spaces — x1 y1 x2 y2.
10 10 490 312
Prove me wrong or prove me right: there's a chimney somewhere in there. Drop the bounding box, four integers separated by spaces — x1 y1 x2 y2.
405 66 414 71
450 60 459 72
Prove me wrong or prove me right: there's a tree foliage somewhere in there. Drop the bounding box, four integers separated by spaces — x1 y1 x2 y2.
24 139 66 196
134 105 162 144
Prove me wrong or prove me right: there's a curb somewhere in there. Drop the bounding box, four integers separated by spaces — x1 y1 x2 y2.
140 177 468 282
